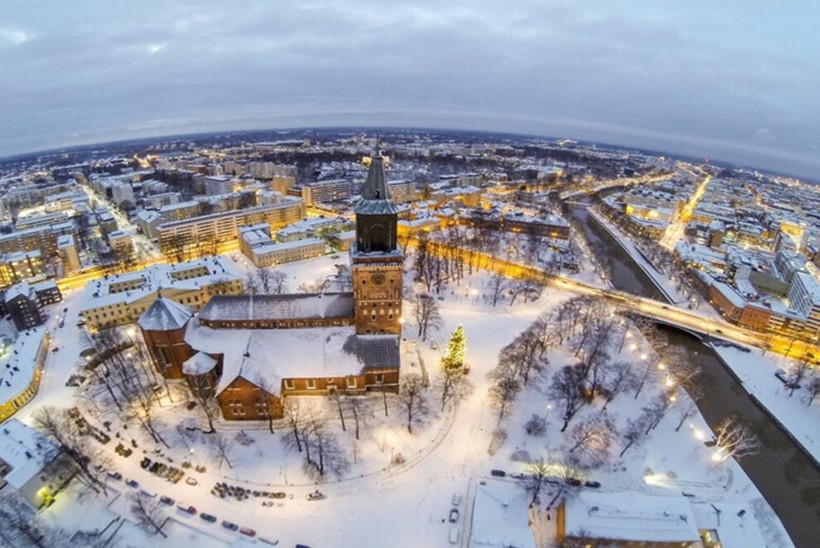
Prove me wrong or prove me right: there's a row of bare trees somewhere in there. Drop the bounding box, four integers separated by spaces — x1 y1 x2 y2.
82 328 169 447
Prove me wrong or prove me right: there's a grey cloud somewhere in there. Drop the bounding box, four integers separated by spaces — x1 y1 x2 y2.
1 1 819 177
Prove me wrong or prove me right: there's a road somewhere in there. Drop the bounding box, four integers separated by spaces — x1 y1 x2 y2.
659 171 711 251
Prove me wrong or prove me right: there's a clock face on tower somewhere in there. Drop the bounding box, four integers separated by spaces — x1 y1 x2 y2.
372 272 386 285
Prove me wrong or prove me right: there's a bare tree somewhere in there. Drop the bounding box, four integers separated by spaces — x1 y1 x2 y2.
713 416 761 463
301 413 349 480
398 373 430 433
524 414 547 436
245 273 258 294
600 360 636 410
618 414 650 458
642 392 677 434
270 270 288 294
633 356 658 399
32 407 110 494
487 272 506 307
674 384 708 432
549 365 588 432
0 494 83 548
253 375 279 434
787 358 811 398
518 458 552 505
282 398 304 452
438 364 472 412
329 390 347 432
805 372 820 407
256 268 274 294
500 329 548 387
212 433 235 469
129 492 168 538
346 396 367 440
413 293 443 341
568 414 616 469
488 361 522 423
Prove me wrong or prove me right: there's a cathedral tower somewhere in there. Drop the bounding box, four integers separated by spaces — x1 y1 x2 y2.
350 148 404 335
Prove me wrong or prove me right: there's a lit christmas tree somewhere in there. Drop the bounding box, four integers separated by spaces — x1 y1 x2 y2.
443 324 466 371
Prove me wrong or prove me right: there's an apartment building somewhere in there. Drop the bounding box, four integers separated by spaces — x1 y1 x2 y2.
301 179 351 206
79 256 244 331
156 198 305 261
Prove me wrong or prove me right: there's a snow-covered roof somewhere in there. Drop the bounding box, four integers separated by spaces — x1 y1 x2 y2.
137 295 193 332
563 491 699 543
354 199 399 215
81 256 241 311
0 418 59 489
5 281 34 303
199 293 354 322
0 327 46 405
472 478 536 548
182 351 217 375
184 320 399 395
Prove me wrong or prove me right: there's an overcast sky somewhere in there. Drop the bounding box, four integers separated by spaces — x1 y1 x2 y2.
1 1 818 177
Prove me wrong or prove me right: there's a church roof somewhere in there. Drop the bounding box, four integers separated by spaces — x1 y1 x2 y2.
137 295 193 332
184 320 400 396
355 151 399 215
199 293 354 322
182 351 217 376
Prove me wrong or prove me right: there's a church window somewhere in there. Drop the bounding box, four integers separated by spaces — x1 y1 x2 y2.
307 379 316 390
284 379 294 390
375 374 384 384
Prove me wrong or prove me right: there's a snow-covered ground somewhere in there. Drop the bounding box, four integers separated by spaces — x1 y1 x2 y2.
7 254 792 547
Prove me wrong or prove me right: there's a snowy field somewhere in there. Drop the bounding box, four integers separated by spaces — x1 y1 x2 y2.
8 253 792 547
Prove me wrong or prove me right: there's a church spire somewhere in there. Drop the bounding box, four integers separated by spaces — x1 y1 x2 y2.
361 147 390 201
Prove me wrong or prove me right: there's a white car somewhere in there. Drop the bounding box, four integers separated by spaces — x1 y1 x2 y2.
451 493 462 507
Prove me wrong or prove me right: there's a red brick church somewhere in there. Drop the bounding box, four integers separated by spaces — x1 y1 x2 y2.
138 149 404 420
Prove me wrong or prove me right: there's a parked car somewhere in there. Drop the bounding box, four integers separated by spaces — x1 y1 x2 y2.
221 521 239 531
186 401 198 410
200 513 217 523
449 527 460 545
306 490 326 501
565 478 582 486
125 478 139 488
584 481 601 488
106 471 123 481
239 527 256 537
177 504 197 515
186 477 198 486
451 493 463 507
448 508 459 523
159 496 174 505
490 469 506 477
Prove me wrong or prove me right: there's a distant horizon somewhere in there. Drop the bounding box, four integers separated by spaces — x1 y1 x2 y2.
2 124 817 185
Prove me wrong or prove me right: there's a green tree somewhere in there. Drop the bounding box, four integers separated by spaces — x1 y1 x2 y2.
443 324 467 371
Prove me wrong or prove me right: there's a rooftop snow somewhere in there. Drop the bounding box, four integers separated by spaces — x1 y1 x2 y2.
472 478 536 548
0 327 47 407
0 418 59 489
199 293 354 322
137 295 194 332
182 351 217 376
563 491 700 543
184 320 399 395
